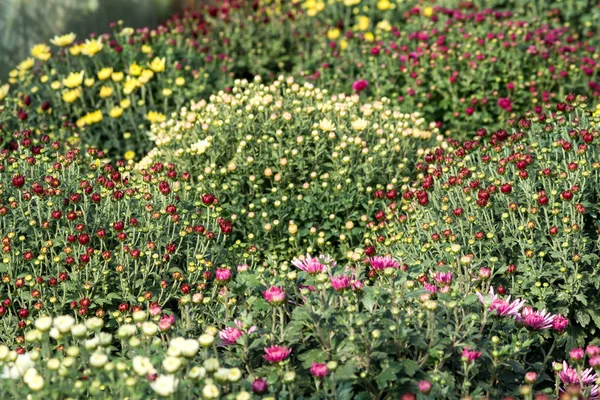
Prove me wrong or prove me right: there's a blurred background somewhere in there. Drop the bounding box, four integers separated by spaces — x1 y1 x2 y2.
0 0 204 80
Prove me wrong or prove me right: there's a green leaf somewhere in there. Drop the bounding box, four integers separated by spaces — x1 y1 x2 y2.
401 359 420 377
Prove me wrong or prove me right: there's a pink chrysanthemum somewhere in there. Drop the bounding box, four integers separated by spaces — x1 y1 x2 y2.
557 361 599 399
263 346 292 363
477 286 525 318
522 306 556 330
292 254 332 274
368 256 400 271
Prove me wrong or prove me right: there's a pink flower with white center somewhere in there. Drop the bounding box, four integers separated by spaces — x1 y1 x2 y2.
219 327 243 345
331 275 351 291
477 287 525 318
158 314 175 331
432 271 453 286
424 283 437 293
367 256 400 271
557 361 599 399
462 347 482 363
215 267 231 282
522 307 556 330
263 286 285 305
292 254 328 274
263 346 292 363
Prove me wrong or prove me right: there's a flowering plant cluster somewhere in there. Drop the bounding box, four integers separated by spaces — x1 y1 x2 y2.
141 76 439 262
366 95 600 340
0 255 574 398
0 134 230 346
2 0 600 160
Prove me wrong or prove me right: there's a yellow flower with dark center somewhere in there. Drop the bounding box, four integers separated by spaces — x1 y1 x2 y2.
99 86 113 98
31 44 51 61
112 72 124 82
81 38 103 56
146 111 166 123
109 106 123 118
50 33 76 47
97 67 113 81
62 71 85 88
18 58 35 71
129 62 142 76
149 57 166 73
62 88 82 103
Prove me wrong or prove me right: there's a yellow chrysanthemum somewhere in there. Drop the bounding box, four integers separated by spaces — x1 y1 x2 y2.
97 67 113 81
139 69 154 84
18 58 35 71
141 45 153 54
77 110 103 127
124 151 136 161
364 32 375 42
327 29 340 40
377 0 391 10
50 33 76 47
69 44 83 56
162 88 173 97
109 106 124 118
62 71 85 88
377 20 392 32
343 0 360 6
357 16 370 31
0 84 9 101
129 62 142 77
99 86 113 98
149 57 166 73
120 98 131 109
111 72 124 82
84 78 95 87
423 7 433 17
175 77 185 86
31 44 51 61
81 38 103 57
62 88 82 103
146 111 166 124
340 39 348 50
120 27 134 36
123 77 141 95
50 81 61 90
